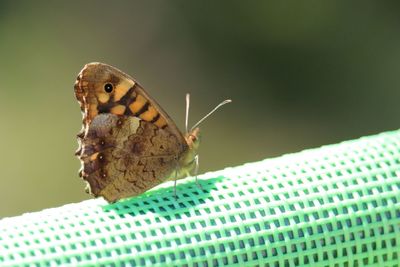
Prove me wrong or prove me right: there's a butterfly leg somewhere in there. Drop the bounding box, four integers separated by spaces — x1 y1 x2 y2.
194 155 203 190
173 161 179 200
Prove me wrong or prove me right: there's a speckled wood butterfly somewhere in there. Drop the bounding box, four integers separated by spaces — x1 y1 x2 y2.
74 62 231 202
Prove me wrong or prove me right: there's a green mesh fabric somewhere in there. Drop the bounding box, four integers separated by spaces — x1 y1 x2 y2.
1 130 400 266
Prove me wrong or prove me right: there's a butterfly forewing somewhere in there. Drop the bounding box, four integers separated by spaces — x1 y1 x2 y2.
74 63 186 145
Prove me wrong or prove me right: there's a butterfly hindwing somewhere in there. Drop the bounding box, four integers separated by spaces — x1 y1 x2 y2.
79 113 182 202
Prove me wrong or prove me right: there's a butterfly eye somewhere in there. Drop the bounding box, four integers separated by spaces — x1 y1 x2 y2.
104 83 114 93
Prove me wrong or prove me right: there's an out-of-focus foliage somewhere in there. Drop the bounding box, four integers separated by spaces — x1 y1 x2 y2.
1 1 400 217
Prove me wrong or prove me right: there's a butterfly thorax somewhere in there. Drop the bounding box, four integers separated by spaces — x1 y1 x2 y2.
175 128 200 179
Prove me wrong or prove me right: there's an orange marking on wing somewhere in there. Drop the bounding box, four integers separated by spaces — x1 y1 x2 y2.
89 103 98 119
154 116 167 128
97 93 110 103
129 94 147 114
110 105 126 115
139 105 158 121
90 152 99 161
114 80 135 101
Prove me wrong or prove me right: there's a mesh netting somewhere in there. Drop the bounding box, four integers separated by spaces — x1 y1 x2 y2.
1 130 400 266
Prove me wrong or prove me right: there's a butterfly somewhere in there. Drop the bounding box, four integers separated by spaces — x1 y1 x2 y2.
74 62 231 202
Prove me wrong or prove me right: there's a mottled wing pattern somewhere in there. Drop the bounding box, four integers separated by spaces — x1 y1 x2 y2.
79 113 182 203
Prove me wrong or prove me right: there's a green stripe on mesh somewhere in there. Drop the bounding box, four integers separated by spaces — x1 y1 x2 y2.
1 130 399 266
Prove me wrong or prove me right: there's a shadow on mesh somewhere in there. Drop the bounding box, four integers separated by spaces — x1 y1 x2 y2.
101 176 226 219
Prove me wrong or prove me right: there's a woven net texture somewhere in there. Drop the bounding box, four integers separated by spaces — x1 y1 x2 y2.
1 130 399 266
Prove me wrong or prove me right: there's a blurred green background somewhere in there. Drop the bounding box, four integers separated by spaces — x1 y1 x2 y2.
1 1 400 217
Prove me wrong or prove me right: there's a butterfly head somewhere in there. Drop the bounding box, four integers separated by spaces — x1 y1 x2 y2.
74 62 135 124
185 127 201 151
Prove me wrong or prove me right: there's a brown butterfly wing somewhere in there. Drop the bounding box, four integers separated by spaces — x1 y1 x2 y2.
79 113 182 202
74 62 190 202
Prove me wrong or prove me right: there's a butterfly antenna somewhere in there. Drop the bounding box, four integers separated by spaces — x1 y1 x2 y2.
185 93 190 134
190 99 232 131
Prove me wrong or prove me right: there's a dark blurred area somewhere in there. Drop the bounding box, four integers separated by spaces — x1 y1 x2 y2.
1 1 400 217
